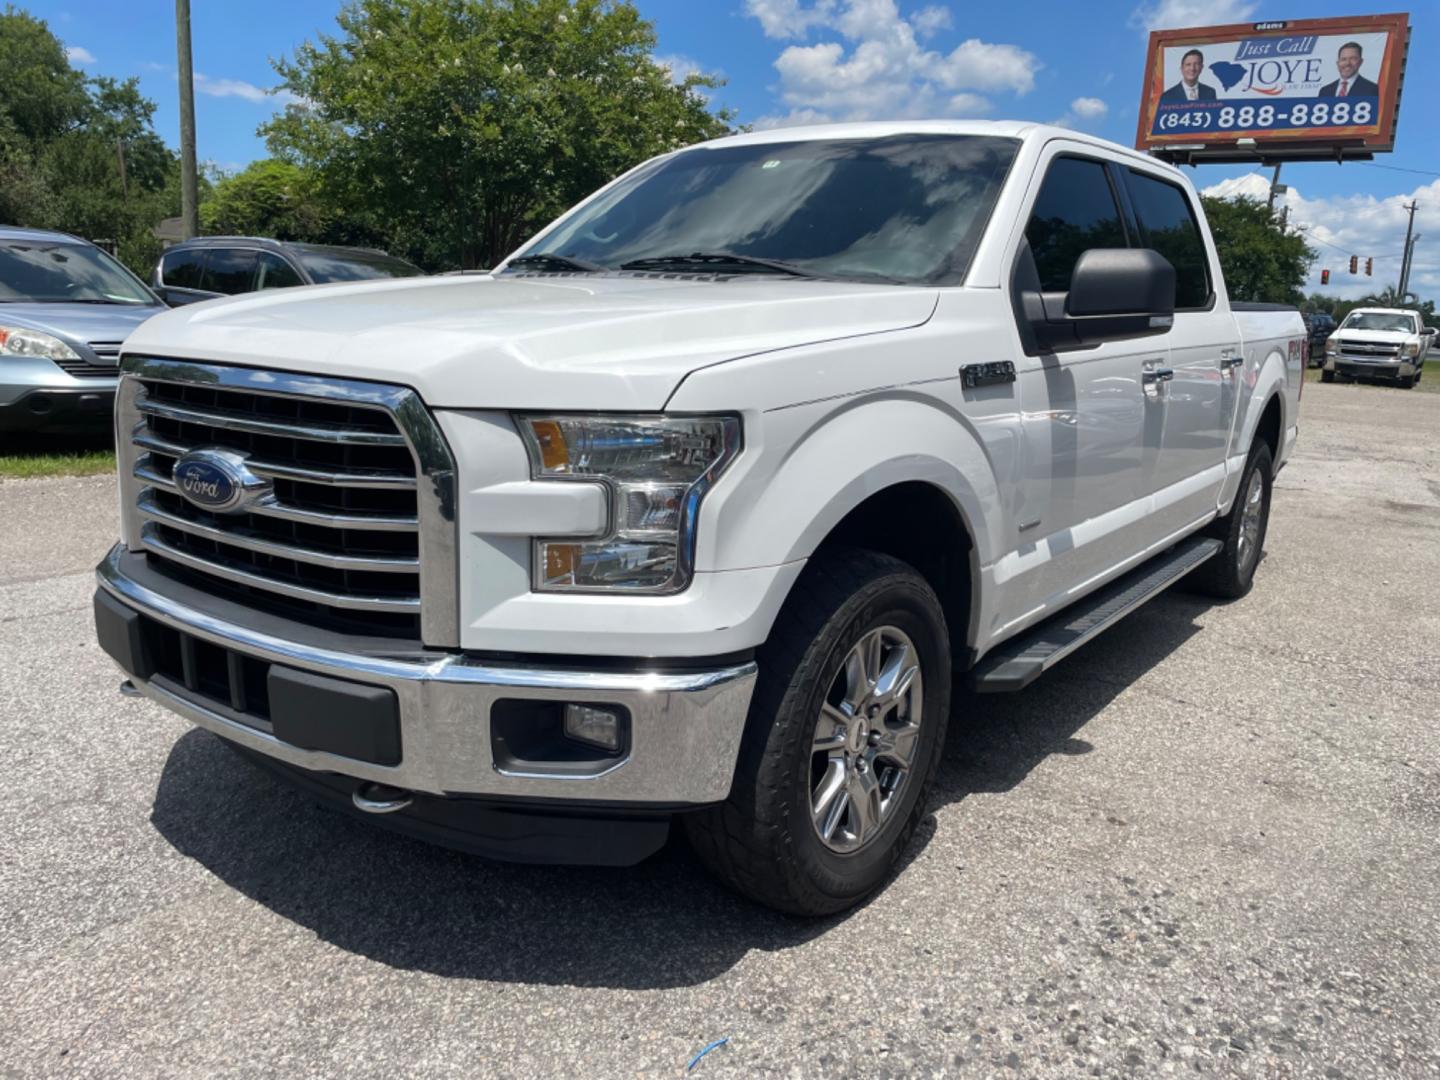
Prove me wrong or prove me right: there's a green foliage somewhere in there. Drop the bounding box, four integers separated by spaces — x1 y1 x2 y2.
0 7 179 276
0 5 89 144
201 159 330 240
1199 194 1316 305
1304 289 1435 325
264 0 735 269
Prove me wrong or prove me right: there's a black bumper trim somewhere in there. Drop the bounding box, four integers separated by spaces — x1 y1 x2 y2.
227 742 671 866
0 388 115 432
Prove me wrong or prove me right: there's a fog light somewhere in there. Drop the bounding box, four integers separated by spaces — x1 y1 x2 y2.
564 703 624 752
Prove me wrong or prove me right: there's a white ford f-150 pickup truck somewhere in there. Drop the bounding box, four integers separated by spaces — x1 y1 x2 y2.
94 121 1303 914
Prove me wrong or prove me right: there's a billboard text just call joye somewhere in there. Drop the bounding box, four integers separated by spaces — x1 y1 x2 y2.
1136 13 1409 160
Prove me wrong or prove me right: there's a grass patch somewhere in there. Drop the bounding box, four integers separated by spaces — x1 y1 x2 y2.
1305 358 1440 392
0 449 116 479
0 433 116 479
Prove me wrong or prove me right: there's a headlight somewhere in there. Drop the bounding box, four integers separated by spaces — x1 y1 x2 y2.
519 414 741 593
0 325 81 362
1402 342 1420 358
1324 335 1338 355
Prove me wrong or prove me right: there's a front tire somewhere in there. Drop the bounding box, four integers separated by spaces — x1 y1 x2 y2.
1193 442 1273 600
684 549 951 916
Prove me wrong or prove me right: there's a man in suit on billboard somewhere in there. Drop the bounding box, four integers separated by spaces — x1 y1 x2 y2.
1318 41 1380 97
1160 49 1217 103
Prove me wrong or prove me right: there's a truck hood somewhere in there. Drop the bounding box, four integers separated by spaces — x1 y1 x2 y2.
1 302 166 353
121 275 938 410
1336 328 1416 343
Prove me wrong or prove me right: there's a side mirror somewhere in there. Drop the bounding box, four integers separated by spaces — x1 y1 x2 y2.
154 285 203 307
1066 248 1176 320
1026 248 1176 350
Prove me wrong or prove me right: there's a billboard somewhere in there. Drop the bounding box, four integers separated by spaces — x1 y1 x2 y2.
1135 13 1410 162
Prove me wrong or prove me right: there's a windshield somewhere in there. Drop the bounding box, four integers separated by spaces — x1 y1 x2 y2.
294 249 424 283
519 134 1020 286
0 240 156 305
1342 312 1417 333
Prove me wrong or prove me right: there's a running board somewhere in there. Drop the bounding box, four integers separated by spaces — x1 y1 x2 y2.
971 536 1223 693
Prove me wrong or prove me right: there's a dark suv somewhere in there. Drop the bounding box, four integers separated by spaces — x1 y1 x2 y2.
151 237 422 306
1303 312 1336 364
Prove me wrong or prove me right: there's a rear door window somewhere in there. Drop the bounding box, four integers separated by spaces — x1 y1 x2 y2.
1124 170 1212 309
256 252 304 290
1024 157 1129 293
160 248 205 290
199 248 259 295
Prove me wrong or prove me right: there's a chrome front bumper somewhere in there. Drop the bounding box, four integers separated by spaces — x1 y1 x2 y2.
96 546 756 805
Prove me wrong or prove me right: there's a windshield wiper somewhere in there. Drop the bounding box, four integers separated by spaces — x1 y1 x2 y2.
619 252 818 277
505 253 607 273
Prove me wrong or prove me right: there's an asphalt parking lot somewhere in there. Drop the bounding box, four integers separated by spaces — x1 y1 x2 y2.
1 380 1437 1079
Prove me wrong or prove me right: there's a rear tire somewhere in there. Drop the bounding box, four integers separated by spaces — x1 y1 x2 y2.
684 549 951 916
1192 442 1273 600
1320 369 1335 384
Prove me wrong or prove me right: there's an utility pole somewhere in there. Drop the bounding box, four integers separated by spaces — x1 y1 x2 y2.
176 0 199 240
115 138 128 201
1397 200 1418 301
1266 163 1285 211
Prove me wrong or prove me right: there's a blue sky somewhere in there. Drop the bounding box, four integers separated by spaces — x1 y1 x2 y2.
34 0 1440 299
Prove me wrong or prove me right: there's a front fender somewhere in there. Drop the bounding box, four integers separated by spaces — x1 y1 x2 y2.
700 394 1006 574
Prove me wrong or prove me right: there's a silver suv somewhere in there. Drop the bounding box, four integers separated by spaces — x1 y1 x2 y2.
1 227 167 434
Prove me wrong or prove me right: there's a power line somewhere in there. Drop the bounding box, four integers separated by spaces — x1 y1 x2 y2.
1357 162 1440 178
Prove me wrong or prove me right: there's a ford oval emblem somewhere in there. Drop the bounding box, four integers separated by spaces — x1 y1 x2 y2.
173 449 267 514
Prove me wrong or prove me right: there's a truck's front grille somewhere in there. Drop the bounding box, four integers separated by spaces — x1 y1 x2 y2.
1337 338 1401 358
117 359 458 645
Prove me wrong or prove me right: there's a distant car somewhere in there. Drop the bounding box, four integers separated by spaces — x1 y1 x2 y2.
1321 307 1429 388
1302 312 1335 364
151 237 424 306
1 226 167 434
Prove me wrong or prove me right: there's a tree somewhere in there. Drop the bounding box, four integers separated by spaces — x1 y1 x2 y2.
1304 289 1434 325
0 8 181 274
201 159 330 240
264 0 734 269
1200 194 1316 305
0 5 89 146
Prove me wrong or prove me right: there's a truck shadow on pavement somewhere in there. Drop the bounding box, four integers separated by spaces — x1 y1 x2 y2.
148 590 1214 990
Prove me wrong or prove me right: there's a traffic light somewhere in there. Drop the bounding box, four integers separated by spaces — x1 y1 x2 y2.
1321 268 1330 285
1365 257 1373 276
1348 255 1358 274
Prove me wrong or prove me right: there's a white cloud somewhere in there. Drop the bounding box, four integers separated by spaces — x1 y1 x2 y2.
1130 0 1257 32
65 44 95 64
752 106 835 130
1070 96 1108 119
1203 173 1440 300
910 5 952 38
749 1 1037 122
655 54 704 85
194 73 303 107
746 0 836 39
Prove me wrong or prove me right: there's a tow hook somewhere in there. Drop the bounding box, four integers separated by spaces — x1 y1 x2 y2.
352 781 414 814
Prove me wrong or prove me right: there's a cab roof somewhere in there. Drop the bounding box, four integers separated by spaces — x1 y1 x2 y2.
697 120 1178 176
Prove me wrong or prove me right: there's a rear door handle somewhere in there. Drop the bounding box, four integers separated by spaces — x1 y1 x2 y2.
1221 356 1244 370
1143 367 1175 383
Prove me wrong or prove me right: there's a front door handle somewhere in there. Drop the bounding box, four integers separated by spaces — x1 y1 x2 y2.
1221 356 1244 370
1142 367 1175 383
